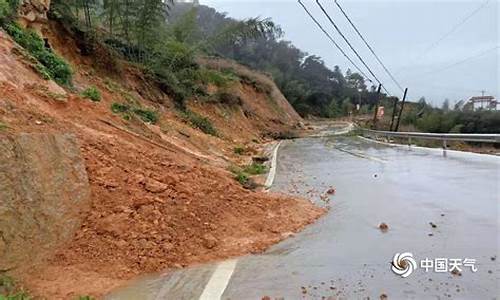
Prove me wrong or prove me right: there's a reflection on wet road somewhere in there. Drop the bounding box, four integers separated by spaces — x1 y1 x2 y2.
108 136 499 300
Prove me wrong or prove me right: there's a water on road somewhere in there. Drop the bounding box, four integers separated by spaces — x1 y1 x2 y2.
108 136 500 300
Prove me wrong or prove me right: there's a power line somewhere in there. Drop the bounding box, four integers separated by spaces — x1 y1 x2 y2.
414 46 498 78
333 0 405 93
315 0 391 96
297 0 374 83
411 0 490 65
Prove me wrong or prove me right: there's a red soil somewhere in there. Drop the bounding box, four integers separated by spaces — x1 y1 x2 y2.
0 26 324 299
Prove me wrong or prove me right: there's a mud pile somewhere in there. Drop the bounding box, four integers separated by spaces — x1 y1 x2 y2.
0 18 323 298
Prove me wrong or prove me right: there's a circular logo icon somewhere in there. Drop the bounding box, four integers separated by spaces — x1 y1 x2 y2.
392 252 417 278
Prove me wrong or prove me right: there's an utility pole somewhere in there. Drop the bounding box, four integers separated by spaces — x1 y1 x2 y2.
372 84 382 129
394 88 409 132
389 96 399 132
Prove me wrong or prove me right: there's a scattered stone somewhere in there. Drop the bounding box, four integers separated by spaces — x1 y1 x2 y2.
301 286 307 294
451 269 462 276
202 234 218 249
491 256 496 261
253 156 269 164
428 233 434 237
261 296 271 300
143 178 168 193
380 294 388 300
378 223 389 232
441 214 445 217
488 270 493 274
326 188 336 195
429 222 437 228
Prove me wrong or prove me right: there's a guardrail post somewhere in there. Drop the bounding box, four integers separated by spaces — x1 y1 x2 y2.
443 139 447 157
408 136 412 149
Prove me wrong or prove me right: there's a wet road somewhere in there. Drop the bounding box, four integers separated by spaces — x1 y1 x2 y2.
107 135 499 299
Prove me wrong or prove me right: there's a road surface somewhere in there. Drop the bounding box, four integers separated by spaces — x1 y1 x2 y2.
107 133 499 299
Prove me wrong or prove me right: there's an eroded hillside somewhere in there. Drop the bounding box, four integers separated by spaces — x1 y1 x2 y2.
0 10 323 299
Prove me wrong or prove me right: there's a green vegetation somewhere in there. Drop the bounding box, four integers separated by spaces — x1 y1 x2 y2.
181 110 217 136
234 146 245 155
0 0 18 24
243 163 267 175
45 1 277 108
0 121 8 131
235 171 250 186
229 164 263 189
0 275 30 300
169 3 381 118
111 103 158 124
2 23 72 86
398 98 500 134
78 296 95 300
81 86 101 102
197 68 237 88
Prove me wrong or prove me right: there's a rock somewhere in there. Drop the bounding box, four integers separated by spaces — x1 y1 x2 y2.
252 156 269 164
451 269 462 276
17 0 51 35
378 223 389 232
143 178 168 193
430 222 437 228
326 188 336 195
0 134 90 270
261 297 271 300
380 294 388 300
202 234 218 249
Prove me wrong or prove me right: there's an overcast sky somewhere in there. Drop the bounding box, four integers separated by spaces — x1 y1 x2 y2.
200 0 498 106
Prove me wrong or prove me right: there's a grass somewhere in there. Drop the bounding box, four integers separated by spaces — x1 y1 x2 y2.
111 103 158 124
229 164 265 190
81 86 101 102
3 22 72 86
0 275 30 300
197 68 237 88
0 122 8 131
235 172 250 186
243 163 267 175
234 146 245 155
181 110 217 136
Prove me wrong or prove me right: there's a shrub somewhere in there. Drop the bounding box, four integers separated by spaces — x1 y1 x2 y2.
243 163 267 175
235 172 250 185
111 103 158 124
0 0 9 22
234 146 245 155
182 110 217 136
81 86 101 102
132 108 158 124
111 103 130 114
0 275 30 300
208 92 242 106
197 68 237 88
0 122 8 131
3 23 72 85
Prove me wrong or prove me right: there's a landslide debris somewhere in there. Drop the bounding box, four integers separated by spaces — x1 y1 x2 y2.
0 11 324 299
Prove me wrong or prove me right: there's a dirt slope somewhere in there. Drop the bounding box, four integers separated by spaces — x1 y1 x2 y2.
0 24 322 299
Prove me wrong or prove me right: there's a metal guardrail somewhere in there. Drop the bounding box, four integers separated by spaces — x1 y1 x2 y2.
359 128 500 156
360 129 500 144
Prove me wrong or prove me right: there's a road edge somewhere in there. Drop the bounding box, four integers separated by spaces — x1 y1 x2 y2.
264 141 282 190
